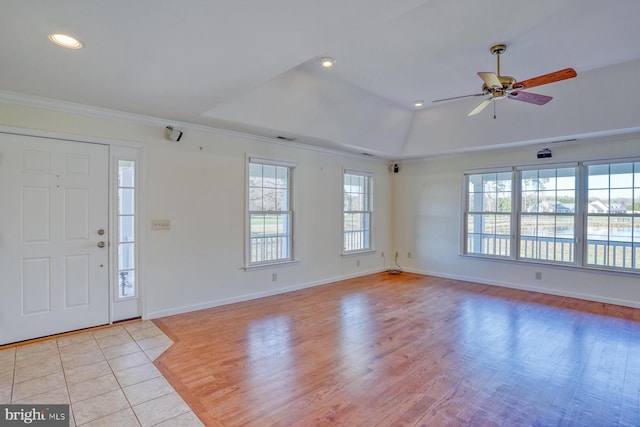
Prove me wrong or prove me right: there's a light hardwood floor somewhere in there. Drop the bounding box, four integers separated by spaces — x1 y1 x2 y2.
153 272 640 426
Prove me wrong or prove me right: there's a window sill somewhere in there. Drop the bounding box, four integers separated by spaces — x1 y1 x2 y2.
342 249 376 257
243 259 299 271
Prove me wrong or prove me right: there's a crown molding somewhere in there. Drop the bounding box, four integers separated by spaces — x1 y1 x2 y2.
0 90 388 163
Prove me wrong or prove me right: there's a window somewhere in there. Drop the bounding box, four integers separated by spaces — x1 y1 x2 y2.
586 162 640 270
248 159 294 265
463 159 640 273
117 160 136 298
519 167 576 263
465 171 512 257
343 171 372 253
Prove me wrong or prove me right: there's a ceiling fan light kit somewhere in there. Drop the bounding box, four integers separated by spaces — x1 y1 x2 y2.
433 44 577 118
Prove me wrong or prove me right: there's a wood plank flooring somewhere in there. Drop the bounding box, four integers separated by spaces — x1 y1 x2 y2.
152 273 640 426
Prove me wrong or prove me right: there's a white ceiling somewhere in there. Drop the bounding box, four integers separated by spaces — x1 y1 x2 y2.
1 0 640 158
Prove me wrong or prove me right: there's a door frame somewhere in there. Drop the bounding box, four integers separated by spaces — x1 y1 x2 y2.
0 125 147 326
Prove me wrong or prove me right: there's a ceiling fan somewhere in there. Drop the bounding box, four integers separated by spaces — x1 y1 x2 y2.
433 44 577 117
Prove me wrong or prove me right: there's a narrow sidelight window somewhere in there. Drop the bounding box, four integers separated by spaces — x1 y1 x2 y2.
117 160 136 298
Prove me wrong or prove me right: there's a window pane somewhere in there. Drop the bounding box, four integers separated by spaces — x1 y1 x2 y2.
248 186 263 211
483 193 497 212
118 242 135 270
262 165 276 182
610 163 633 187
118 161 135 187
262 188 276 211
119 215 134 243
249 163 263 187
275 189 288 210
118 270 135 298
588 165 609 188
276 166 288 187
556 168 575 189
522 191 538 212
497 191 511 212
520 215 538 237
119 189 135 215
250 213 291 263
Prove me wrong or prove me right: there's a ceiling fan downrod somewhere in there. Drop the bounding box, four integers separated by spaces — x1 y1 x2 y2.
490 44 507 77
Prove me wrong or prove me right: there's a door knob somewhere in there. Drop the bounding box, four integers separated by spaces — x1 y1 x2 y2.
97 241 106 248
98 229 105 235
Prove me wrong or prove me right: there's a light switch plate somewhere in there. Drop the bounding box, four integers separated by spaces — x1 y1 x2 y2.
151 219 170 230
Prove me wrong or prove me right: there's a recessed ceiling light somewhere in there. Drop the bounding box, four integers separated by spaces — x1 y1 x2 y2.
48 33 83 49
319 57 335 68
413 100 424 108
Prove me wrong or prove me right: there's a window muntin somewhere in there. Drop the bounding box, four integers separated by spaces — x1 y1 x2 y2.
463 159 640 273
586 162 640 270
248 160 293 265
465 172 512 257
343 172 372 253
117 160 136 298
519 167 576 263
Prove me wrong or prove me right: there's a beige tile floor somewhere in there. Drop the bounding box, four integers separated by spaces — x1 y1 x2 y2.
0 321 204 426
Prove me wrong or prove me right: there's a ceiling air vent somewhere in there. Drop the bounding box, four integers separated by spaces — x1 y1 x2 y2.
275 136 296 142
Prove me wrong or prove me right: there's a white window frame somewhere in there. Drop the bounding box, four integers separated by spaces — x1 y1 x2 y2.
343 169 373 255
462 157 640 274
583 159 640 272
516 164 578 265
463 168 514 258
115 157 138 300
245 156 296 268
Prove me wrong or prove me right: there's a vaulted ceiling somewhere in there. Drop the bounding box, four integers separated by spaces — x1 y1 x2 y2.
2 0 640 158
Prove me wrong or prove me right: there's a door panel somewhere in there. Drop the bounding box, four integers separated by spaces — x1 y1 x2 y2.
0 134 109 345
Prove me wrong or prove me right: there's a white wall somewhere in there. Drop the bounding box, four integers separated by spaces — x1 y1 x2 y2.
144 129 392 318
392 133 640 307
0 102 393 319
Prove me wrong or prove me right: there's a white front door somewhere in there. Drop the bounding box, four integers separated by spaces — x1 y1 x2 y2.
0 134 110 345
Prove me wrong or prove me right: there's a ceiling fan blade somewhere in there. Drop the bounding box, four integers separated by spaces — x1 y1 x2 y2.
508 91 553 105
432 93 485 103
468 98 493 116
477 72 502 88
511 68 577 90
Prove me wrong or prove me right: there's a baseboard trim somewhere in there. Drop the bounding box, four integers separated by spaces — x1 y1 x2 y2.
402 267 640 310
146 268 387 319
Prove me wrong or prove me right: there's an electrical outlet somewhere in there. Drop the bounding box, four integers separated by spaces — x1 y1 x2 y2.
408 252 412 259
535 272 542 280
272 273 278 282
356 259 360 267
381 251 384 257
151 219 170 230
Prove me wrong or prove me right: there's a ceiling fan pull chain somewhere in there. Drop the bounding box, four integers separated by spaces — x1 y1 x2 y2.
494 101 497 119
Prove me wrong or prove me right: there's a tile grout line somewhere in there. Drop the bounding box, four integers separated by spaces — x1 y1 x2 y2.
5 322 201 426
56 339 75 426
